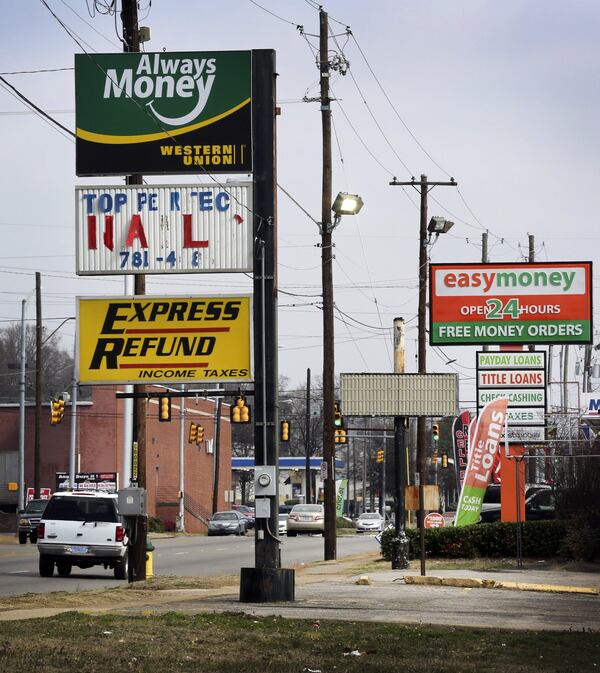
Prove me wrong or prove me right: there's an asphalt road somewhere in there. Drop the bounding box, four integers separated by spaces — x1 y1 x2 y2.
0 533 377 597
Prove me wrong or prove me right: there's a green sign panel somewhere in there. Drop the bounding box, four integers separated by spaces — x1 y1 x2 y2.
75 51 252 176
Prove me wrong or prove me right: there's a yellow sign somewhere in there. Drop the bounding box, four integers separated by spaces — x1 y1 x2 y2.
77 295 251 384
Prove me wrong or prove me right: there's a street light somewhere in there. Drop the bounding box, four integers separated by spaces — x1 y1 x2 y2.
427 216 454 237
321 190 364 560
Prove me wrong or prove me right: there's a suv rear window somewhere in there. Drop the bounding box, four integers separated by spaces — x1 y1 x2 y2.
43 496 118 523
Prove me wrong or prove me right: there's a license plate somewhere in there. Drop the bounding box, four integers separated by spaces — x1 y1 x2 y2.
69 545 88 554
300 516 312 521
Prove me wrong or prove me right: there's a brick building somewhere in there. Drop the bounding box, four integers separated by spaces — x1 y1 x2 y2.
0 386 231 533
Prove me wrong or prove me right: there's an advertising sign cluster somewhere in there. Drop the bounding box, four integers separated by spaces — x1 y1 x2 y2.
455 398 508 527
56 472 118 493
76 184 252 275
77 295 252 384
476 351 546 443
430 262 592 345
75 51 252 175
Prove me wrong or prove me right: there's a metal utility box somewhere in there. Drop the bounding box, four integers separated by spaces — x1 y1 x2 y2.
255 497 271 519
118 487 147 516
254 466 277 497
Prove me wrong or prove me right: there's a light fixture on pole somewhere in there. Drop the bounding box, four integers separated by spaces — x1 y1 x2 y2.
321 189 364 561
427 216 454 240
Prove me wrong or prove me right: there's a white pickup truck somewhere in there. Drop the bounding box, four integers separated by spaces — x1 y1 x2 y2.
37 491 129 579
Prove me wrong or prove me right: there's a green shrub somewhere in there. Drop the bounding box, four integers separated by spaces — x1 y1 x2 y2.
379 520 567 561
148 516 165 533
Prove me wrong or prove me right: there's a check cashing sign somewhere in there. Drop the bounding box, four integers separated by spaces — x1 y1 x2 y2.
77 296 252 384
75 51 251 175
430 262 592 345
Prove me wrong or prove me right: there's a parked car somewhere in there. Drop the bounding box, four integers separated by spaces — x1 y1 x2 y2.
356 512 384 533
479 484 552 523
207 511 248 536
37 492 128 579
279 504 295 515
278 513 288 536
18 499 47 544
286 504 325 536
232 504 255 529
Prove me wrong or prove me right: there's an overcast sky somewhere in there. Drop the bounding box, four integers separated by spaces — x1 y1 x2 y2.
1 0 599 409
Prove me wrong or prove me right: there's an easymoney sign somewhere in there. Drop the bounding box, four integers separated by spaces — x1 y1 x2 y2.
75 51 251 175
77 296 251 384
430 262 592 345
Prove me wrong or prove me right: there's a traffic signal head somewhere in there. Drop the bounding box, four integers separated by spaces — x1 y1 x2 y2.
57 398 65 423
188 423 198 443
280 419 290 442
231 396 251 423
334 428 347 444
376 449 384 464
441 452 449 469
50 398 61 426
158 396 172 422
334 401 343 428
197 425 204 443
432 423 440 442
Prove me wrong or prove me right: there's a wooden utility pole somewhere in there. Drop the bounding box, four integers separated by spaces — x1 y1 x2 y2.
34 272 42 498
212 398 223 514
482 231 489 352
320 8 336 561
304 368 311 504
389 174 456 576
121 0 146 582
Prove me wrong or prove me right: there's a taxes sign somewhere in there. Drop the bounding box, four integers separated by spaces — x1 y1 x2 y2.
77 295 252 384
75 51 251 175
429 262 592 345
76 184 252 274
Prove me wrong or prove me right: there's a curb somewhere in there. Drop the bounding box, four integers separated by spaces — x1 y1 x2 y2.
403 575 598 595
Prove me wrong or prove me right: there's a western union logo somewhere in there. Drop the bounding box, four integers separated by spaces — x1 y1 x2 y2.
78 297 251 384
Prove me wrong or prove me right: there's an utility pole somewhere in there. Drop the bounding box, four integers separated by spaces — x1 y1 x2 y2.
319 8 336 561
178 385 185 533
212 397 223 514
121 0 146 581
482 232 489 352
392 316 409 568
34 272 42 499
18 299 26 512
305 368 311 504
390 174 456 576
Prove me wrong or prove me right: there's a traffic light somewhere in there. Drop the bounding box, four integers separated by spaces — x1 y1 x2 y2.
432 423 440 443
230 396 251 423
57 397 65 423
441 452 449 469
431 447 438 465
376 449 384 464
197 425 204 443
50 398 61 425
158 396 171 422
334 428 347 444
280 419 290 442
334 401 343 428
188 423 198 443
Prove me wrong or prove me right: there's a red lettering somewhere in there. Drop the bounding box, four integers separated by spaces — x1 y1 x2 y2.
444 272 456 287
183 213 209 248
87 215 97 249
103 215 114 252
125 214 148 248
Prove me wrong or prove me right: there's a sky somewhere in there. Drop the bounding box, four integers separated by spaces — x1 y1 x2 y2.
0 0 599 411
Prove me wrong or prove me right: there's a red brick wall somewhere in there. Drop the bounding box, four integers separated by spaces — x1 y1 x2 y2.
0 387 231 532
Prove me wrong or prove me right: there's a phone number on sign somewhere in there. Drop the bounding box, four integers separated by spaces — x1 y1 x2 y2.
119 250 204 269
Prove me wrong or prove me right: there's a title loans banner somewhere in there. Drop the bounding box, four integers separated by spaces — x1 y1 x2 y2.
430 262 592 345
77 295 251 384
76 184 252 275
75 51 251 175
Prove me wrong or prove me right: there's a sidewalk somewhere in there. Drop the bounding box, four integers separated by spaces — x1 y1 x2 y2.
1 556 598 630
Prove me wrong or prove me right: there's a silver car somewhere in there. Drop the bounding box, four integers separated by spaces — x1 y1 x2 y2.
356 512 384 533
207 511 247 536
286 504 325 536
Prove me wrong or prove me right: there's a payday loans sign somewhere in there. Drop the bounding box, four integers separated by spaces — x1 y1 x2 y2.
430 262 592 345
75 51 251 175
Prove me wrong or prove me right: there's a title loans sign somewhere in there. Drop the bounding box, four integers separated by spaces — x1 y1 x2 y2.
77 296 251 384
76 184 252 274
75 51 251 175
430 262 592 345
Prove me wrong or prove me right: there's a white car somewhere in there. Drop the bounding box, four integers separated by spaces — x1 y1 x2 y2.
356 512 384 533
37 492 128 579
278 513 288 536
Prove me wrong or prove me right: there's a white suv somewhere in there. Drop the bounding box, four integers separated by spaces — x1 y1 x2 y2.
37 492 129 579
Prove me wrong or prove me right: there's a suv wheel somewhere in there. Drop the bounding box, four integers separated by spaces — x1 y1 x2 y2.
56 560 72 577
29 532 38 544
114 551 129 580
39 555 54 577
18 531 27 545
